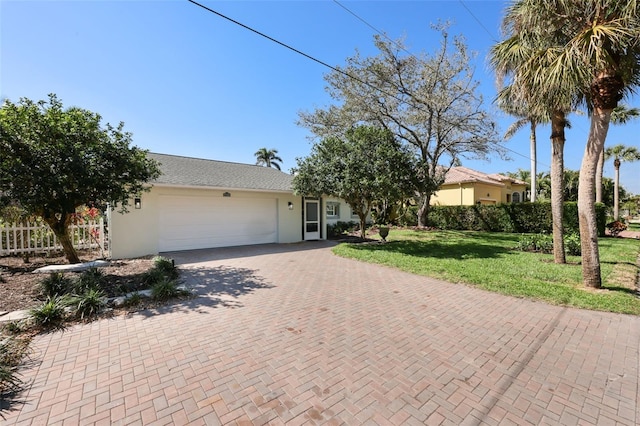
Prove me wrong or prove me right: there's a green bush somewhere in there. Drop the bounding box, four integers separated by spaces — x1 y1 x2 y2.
0 336 29 395
70 288 106 320
565 233 581 256
29 296 67 330
151 279 187 302
327 221 358 238
152 256 179 280
142 267 166 286
73 268 106 293
427 202 606 235
40 272 72 297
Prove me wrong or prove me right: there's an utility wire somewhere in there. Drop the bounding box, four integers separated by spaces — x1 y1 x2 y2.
332 0 548 169
458 0 499 42
188 0 545 170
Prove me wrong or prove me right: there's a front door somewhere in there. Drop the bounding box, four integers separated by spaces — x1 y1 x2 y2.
304 199 320 240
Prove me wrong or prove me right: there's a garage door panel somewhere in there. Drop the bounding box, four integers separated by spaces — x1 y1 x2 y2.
158 195 277 251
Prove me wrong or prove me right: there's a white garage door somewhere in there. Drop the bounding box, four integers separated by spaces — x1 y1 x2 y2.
158 195 278 251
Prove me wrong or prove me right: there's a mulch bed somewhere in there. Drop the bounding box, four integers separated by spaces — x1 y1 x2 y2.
0 251 155 313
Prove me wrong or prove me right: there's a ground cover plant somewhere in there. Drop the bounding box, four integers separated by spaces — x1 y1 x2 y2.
333 229 640 315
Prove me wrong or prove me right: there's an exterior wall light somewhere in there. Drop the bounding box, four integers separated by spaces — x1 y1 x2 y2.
134 197 141 209
223 192 231 197
288 202 294 210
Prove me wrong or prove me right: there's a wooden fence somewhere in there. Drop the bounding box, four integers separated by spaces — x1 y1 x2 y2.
0 219 105 256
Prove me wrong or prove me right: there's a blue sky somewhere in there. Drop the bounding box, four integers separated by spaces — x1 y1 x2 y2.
2 0 639 195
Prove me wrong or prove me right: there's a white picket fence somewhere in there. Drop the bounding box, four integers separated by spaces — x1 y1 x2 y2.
0 219 105 256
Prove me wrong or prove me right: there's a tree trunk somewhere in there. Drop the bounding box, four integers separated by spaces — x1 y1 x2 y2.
550 111 566 264
44 214 81 264
358 213 367 239
579 109 611 289
595 150 604 203
417 195 430 227
613 160 620 220
530 121 537 202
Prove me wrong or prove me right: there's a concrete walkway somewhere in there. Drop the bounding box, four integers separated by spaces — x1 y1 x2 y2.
2 241 639 425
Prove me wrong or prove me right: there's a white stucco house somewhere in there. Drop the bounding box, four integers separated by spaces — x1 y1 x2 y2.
108 153 354 259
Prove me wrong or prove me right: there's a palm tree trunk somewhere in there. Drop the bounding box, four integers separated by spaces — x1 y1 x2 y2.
613 160 620 220
550 112 566 264
530 121 537 202
578 109 611 289
595 150 604 203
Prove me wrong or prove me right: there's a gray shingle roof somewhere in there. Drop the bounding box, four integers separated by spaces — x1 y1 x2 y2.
148 152 294 192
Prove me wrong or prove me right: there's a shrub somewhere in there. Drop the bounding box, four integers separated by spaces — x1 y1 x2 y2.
327 221 358 238
0 336 29 395
40 272 72 297
151 279 188 302
514 233 553 254
124 292 142 307
73 267 106 293
70 288 106 320
29 296 67 330
564 233 582 256
142 267 166 286
152 256 179 280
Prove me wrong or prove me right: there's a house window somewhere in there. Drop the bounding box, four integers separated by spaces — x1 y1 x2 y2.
326 202 340 218
506 194 511 203
512 192 520 203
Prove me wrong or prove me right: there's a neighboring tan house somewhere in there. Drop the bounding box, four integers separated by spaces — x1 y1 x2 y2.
108 153 352 259
430 166 528 206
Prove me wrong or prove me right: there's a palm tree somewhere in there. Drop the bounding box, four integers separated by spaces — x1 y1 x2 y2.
493 0 640 288
254 148 283 171
604 145 640 220
497 90 547 203
596 106 640 203
491 5 578 265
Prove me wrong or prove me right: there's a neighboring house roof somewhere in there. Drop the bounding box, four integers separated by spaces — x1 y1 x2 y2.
442 166 527 187
147 152 294 192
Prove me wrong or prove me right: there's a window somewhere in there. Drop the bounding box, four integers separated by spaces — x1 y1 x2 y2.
326 202 340 218
512 192 520 203
506 194 511 203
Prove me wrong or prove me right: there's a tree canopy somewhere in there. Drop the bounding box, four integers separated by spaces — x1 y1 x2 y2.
254 148 283 170
292 126 415 238
298 25 502 226
0 94 160 263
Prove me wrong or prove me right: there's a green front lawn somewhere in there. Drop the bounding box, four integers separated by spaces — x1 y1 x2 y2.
333 230 640 315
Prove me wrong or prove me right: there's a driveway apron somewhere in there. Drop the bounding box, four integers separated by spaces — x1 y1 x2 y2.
2 241 639 425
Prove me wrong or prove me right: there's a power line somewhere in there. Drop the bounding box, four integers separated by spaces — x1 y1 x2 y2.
188 0 543 171
331 0 548 169
458 0 498 42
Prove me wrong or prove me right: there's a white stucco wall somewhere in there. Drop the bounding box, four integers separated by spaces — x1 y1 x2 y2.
109 185 303 259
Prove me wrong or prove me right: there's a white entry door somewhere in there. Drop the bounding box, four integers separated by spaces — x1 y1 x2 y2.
304 199 320 240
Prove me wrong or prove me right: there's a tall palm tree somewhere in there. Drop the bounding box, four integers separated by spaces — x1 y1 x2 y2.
497 89 547 203
491 6 577 265
596 106 640 203
604 145 640 220
254 148 283 171
493 0 640 288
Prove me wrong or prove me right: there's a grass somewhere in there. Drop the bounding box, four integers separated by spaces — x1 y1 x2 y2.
333 229 640 315
628 222 640 231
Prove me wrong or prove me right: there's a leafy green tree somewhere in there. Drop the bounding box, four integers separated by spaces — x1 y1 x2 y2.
0 94 160 263
298 26 501 227
604 144 640 220
292 126 416 238
254 148 283 170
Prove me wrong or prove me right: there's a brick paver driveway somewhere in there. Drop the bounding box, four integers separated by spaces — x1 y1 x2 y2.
3 241 639 425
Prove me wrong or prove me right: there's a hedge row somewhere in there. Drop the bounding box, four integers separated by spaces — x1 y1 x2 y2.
399 202 607 236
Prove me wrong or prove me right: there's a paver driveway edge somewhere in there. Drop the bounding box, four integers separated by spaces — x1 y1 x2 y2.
2 241 639 425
